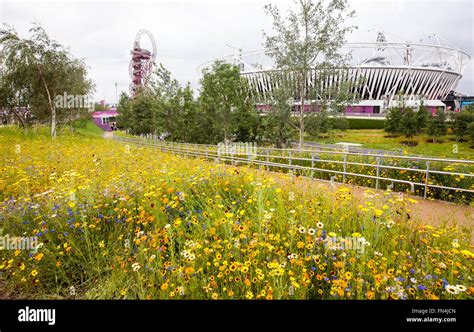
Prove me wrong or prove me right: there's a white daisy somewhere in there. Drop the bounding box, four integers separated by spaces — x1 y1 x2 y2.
132 262 141 272
445 285 459 295
455 284 467 292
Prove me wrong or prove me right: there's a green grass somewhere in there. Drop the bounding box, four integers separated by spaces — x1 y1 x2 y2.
312 129 474 159
114 130 135 138
72 120 104 137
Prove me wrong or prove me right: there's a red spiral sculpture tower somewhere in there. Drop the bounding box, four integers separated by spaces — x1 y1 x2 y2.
129 30 156 97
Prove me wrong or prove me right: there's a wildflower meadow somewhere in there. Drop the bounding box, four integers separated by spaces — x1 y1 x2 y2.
0 127 472 299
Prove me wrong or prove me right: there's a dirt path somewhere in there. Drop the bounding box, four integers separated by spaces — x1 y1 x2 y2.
269 172 474 242
0 279 17 299
103 131 114 139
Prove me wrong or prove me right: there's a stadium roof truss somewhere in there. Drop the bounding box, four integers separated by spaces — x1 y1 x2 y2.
199 37 470 105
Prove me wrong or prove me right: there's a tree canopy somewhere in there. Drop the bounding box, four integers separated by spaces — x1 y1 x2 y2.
0 23 94 137
263 0 357 148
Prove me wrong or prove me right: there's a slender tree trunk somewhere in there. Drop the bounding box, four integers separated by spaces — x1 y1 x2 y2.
36 63 56 138
51 107 57 137
9 107 26 127
298 0 309 151
298 72 307 150
299 102 304 150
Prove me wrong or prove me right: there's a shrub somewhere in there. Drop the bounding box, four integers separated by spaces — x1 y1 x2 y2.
384 108 403 135
347 118 385 129
400 108 418 139
452 106 474 142
427 109 447 143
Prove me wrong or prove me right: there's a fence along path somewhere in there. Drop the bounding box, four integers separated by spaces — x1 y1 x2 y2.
111 135 474 202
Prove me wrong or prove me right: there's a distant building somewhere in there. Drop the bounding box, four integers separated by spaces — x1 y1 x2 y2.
443 91 474 111
91 108 118 131
200 32 470 118
460 96 474 110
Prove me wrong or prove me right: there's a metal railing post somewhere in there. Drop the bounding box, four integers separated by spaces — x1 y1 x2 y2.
266 151 269 171
424 161 430 199
343 153 347 183
289 151 293 176
375 157 381 190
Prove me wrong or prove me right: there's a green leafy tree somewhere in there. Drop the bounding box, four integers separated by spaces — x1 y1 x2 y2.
149 64 181 136
199 61 259 144
400 108 418 139
262 83 297 147
263 0 357 148
415 104 429 132
117 64 191 138
94 102 109 112
451 105 474 142
129 92 159 135
427 108 447 143
116 92 133 130
168 84 203 143
0 24 94 137
468 122 474 141
233 103 261 143
384 108 403 136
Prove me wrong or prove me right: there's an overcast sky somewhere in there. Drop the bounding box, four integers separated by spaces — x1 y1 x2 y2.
1 0 472 103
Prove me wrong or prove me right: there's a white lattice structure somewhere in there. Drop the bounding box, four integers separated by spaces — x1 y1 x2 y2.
200 33 470 115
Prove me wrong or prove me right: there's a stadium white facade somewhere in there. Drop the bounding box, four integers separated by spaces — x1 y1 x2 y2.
203 32 470 117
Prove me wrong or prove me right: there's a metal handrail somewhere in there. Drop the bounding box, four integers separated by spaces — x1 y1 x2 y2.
133 134 474 164
112 136 474 198
115 137 417 192
259 146 474 164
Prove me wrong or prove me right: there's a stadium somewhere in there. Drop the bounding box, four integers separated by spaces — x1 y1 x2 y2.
201 32 471 117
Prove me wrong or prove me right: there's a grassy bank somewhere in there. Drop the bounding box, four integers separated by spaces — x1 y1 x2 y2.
313 129 474 159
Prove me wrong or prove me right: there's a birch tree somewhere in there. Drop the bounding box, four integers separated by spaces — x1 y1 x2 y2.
263 0 357 148
0 24 93 137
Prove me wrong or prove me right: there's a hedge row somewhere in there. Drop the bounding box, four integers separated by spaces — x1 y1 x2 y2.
347 118 386 129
